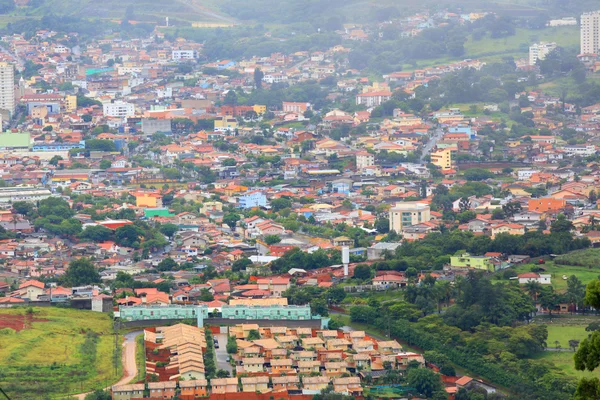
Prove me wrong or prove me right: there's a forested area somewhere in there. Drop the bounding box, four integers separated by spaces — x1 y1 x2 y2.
349 272 577 400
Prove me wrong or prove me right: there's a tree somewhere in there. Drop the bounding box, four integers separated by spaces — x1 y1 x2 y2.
63 258 100 287
264 234 281 245
80 225 113 242
375 218 390 233
585 279 600 310
353 264 373 281
156 257 177 272
551 214 574 234
406 368 443 398
49 155 63 166
226 335 238 353
115 225 144 248
566 275 585 313
221 158 236 167
327 286 346 304
159 223 178 239
247 329 260 340
223 213 240 230
99 159 112 169
38 197 74 219
573 378 600 400
12 201 34 216
253 68 264 89
85 390 111 400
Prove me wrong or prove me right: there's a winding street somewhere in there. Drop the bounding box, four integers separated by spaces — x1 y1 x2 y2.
73 330 142 400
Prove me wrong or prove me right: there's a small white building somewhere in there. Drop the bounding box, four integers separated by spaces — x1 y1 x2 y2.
517 273 551 285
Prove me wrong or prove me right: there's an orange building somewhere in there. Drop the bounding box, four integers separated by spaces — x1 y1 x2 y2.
528 198 566 213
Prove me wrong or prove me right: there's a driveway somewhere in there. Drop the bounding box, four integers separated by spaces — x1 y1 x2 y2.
214 333 233 373
73 330 142 399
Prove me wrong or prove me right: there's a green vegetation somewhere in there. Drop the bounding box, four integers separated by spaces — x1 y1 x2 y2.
134 333 145 383
509 260 600 292
0 307 121 398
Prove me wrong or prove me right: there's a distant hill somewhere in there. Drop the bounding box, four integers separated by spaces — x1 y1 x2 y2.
13 0 236 26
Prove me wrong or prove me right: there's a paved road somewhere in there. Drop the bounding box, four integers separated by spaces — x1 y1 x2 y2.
420 128 444 163
214 333 233 373
73 330 142 399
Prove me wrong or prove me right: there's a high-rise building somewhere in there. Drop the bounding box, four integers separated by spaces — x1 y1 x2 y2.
581 11 600 55
0 62 15 116
529 42 557 66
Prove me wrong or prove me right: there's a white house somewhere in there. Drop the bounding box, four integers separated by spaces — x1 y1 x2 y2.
517 273 551 285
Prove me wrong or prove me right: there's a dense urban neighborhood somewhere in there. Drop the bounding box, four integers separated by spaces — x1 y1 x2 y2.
3 1 600 400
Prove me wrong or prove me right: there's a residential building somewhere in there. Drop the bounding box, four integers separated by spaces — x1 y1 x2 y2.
355 91 392 107
211 378 239 394
172 50 197 61
283 102 310 113
518 273 551 285
528 198 567 213
214 116 238 132
0 62 15 116
103 101 135 118
449 253 496 272
581 11 600 55
241 376 269 392
355 151 375 171
430 147 454 169
238 191 267 209
111 384 145 400
529 42 557 66
389 202 431 233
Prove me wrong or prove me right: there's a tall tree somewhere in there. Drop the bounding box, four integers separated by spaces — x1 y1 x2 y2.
63 258 100 287
253 68 264 89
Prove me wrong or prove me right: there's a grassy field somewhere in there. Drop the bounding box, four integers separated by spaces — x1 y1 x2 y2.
508 261 599 292
406 26 579 71
546 325 591 349
0 307 121 399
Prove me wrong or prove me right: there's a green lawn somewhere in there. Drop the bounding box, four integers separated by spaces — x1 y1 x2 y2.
532 315 600 378
507 261 599 293
546 324 591 349
0 307 121 398
533 352 598 379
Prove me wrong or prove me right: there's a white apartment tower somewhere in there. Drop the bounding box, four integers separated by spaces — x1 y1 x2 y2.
581 11 600 55
529 42 557 66
0 62 15 116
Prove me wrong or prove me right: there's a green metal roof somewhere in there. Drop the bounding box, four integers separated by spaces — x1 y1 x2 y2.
144 208 174 218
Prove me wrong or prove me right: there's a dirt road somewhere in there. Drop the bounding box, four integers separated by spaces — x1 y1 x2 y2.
72 330 142 399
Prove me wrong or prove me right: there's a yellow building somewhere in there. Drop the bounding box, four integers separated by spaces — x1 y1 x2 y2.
430 147 454 169
64 95 77 113
214 116 238 132
134 192 163 208
252 105 267 115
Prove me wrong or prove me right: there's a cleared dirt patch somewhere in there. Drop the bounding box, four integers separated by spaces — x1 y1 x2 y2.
0 313 48 332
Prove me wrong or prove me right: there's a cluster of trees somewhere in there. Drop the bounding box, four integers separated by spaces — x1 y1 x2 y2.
283 285 346 319
348 24 467 72
270 247 342 273
349 271 575 399
31 197 83 238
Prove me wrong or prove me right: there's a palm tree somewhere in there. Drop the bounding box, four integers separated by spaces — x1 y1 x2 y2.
10 213 19 232
590 215 597 230
525 280 542 301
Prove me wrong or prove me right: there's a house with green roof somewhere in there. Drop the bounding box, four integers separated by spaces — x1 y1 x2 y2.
144 208 175 218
